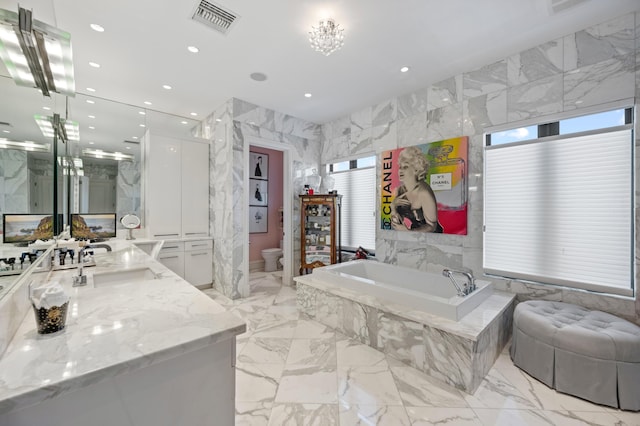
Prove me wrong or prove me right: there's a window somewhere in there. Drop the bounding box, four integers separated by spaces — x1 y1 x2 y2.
484 107 634 296
327 156 376 251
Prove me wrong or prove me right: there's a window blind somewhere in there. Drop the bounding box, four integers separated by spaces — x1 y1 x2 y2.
331 167 376 251
484 128 633 296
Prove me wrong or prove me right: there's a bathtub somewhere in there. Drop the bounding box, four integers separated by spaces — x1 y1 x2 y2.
311 260 492 321
295 260 515 393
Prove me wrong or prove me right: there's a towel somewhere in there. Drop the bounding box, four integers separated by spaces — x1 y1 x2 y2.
32 282 69 309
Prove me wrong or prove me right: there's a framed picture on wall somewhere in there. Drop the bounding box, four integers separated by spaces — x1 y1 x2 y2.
250 178 268 206
249 206 268 233
249 152 268 180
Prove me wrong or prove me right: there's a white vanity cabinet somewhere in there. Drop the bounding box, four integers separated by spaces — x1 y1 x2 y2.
181 141 210 238
157 241 185 278
184 240 213 286
157 239 213 287
144 133 209 239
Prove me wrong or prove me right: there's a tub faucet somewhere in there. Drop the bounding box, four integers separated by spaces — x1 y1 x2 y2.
442 268 476 297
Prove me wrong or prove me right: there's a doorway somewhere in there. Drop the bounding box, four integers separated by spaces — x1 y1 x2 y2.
244 137 293 293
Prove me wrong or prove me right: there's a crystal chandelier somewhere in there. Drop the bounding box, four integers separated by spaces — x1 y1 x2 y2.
308 19 344 56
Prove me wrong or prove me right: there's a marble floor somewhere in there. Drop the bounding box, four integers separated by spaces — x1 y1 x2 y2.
202 272 640 426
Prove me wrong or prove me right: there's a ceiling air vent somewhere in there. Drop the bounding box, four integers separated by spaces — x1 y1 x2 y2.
124 140 140 145
191 1 238 35
548 0 589 14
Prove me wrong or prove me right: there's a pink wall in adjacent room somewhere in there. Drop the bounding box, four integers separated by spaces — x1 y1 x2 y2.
249 146 283 261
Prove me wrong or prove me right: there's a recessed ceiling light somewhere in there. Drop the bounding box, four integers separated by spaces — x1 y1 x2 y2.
187 46 199 53
139 124 146 128
400 66 409 73
162 84 172 90
442 97 449 102
90 24 105 32
144 101 152 105
215 118 222 122
89 126 95 130
190 112 198 116
43 106 51 111
88 141 95 145
180 121 188 125
132 136 138 140
304 93 312 98
88 115 95 119
89 62 101 68
125 146 131 150
86 87 96 92
2 130 10 134
86 99 95 104
250 72 267 82
138 111 146 115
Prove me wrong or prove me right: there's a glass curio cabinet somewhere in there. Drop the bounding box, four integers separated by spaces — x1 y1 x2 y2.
299 194 341 274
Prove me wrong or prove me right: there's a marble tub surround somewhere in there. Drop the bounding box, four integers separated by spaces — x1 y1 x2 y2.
0 242 246 417
294 274 514 393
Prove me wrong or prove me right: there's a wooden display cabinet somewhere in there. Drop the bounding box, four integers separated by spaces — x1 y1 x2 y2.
299 194 341 274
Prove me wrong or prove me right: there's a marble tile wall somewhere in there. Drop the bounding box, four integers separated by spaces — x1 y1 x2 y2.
320 12 640 324
0 150 28 215
202 99 322 298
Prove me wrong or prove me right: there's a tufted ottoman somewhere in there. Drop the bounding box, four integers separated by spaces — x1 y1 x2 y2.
510 300 640 411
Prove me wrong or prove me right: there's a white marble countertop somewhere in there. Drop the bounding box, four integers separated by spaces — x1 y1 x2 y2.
0 242 244 415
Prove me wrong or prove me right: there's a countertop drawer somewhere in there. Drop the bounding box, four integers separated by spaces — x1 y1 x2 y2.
159 241 185 253
185 240 213 251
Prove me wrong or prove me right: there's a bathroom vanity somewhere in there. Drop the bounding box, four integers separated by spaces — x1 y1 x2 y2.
0 241 245 426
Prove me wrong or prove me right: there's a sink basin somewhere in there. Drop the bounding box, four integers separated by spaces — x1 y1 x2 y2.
92 267 158 287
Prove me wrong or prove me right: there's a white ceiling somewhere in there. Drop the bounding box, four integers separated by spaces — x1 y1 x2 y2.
0 0 639 153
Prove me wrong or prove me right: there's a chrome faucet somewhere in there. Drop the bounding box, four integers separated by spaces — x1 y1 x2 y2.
72 248 88 287
442 268 476 297
72 244 112 287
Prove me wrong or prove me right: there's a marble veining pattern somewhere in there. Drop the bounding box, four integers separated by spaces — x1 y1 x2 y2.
563 14 636 71
372 98 397 127
563 53 635 111
398 87 429 119
463 60 508 99
209 272 640 425
507 74 563 122
427 75 462 110
507 39 564 86
0 242 245 415
426 104 463 142
295 271 515 393
350 106 372 133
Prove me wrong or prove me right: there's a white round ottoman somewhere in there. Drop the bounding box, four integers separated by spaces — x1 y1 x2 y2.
510 300 640 411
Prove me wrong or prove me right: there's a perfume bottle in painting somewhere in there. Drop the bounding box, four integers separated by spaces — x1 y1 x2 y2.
427 142 466 211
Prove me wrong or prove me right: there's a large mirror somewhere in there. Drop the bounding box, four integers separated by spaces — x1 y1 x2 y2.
0 73 204 296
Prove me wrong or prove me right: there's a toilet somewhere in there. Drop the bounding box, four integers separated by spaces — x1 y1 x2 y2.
261 248 283 272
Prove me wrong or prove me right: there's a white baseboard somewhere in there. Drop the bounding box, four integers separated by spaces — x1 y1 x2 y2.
249 260 265 272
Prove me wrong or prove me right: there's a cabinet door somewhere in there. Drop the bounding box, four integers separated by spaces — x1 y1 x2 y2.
158 251 185 278
184 249 213 286
147 136 182 238
181 141 209 238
